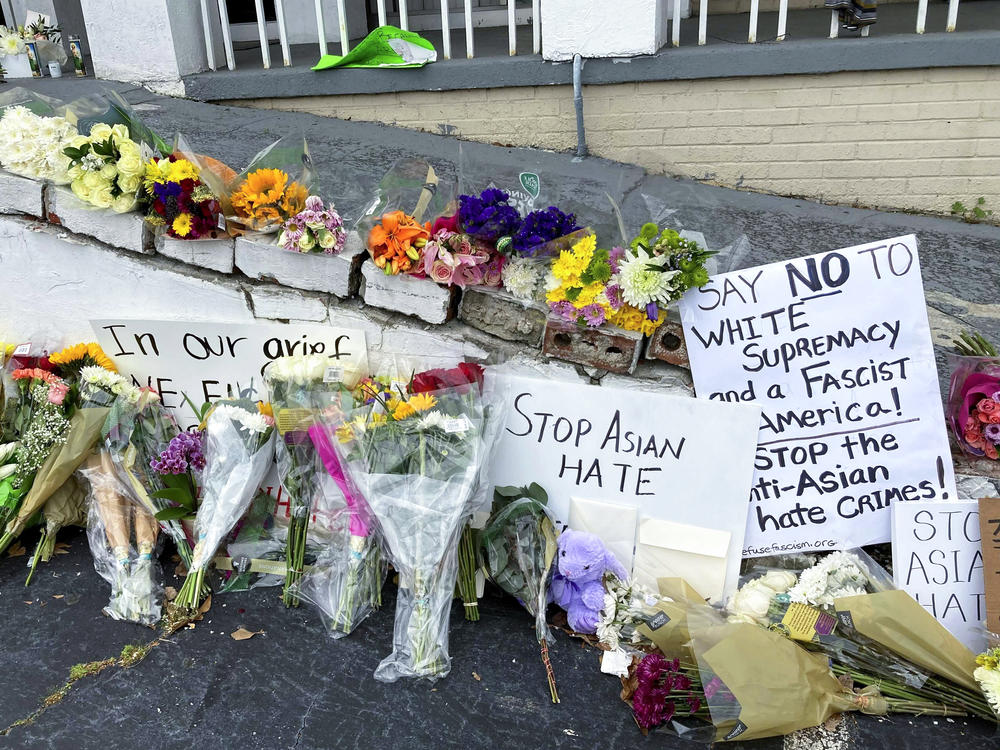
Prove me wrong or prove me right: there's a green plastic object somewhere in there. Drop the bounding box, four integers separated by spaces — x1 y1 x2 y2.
313 25 436 70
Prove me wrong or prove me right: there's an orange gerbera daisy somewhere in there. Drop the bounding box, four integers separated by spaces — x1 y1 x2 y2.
367 211 431 275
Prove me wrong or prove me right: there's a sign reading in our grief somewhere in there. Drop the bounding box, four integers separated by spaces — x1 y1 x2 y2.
489 373 761 595
90 319 367 429
679 235 957 556
892 501 985 653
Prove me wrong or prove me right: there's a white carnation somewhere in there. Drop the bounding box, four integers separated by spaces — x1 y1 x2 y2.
501 257 542 301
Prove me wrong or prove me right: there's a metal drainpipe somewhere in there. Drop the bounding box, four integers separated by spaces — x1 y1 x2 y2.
573 53 588 158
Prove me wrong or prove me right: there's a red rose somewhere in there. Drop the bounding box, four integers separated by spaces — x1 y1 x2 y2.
988 443 999 460
457 362 485 392
412 369 445 394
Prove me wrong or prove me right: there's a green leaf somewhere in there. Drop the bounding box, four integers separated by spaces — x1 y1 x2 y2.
154 506 191 521
951 201 966 214
526 482 548 504
151 487 194 509
494 485 523 498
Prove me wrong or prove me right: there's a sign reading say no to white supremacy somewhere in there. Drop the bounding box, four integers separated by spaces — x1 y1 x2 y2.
679 235 957 557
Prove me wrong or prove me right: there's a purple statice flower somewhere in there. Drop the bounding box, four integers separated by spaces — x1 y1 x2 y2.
458 188 522 242
984 423 1000 444
550 299 578 322
150 431 205 475
581 303 606 328
605 283 624 310
512 206 580 255
609 246 626 274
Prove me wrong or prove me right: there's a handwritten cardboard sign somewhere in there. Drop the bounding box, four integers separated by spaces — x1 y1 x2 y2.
488 373 761 596
979 497 1000 637
892 501 985 653
680 235 957 556
90 319 367 429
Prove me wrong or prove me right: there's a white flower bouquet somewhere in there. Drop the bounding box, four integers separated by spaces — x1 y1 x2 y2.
0 104 77 183
333 362 500 682
724 550 995 720
174 401 275 610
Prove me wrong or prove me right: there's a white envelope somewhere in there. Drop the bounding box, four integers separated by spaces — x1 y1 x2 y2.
569 496 638 572
633 518 731 603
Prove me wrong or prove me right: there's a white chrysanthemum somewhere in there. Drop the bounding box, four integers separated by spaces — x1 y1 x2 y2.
0 107 77 183
616 252 682 308
416 411 449 431
788 552 872 606
543 270 561 293
501 257 542 300
81 365 127 390
974 666 1000 715
211 404 271 435
0 30 26 56
266 353 331 385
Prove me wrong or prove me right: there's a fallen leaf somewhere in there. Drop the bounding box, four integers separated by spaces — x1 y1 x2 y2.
472 672 481 681
230 627 262 641
164 586 178 601
175 561 189 577
198 595 212 615
53 543 70 555
52 595 64 599
8 543 26 558
23 600 32 605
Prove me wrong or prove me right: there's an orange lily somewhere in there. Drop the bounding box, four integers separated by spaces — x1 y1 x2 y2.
367 210 430 274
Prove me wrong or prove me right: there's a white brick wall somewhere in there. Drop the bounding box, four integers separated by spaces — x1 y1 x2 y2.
47 186 151 254
238 66 1000 217
0 171 45 217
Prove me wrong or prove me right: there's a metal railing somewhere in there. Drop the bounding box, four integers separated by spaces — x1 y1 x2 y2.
199 0 540 70
677 0 964 46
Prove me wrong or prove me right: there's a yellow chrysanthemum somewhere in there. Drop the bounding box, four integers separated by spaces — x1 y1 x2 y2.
335 424 354 443
572 233 597 257
371 413 388 425
165 158 200 183
575 281 605 307
172 213 193 237
546 285 568 304
49 342 117 372
409 393 437 413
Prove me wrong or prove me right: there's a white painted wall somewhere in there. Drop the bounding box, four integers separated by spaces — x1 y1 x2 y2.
0 219 253 343
541 0 685 61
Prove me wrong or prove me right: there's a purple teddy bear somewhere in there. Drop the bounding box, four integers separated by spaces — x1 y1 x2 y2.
550 529 628 634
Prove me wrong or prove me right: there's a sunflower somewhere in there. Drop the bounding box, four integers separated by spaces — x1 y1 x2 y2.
280 180 308 216
231 168 289 221
49 342 117 375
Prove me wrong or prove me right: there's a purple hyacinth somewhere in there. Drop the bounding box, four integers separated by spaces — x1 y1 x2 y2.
457 188 522 242
512 206 580 255
150 431 205 475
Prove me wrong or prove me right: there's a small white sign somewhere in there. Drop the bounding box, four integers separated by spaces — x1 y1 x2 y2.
891 501 986 653
489 373 761 597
